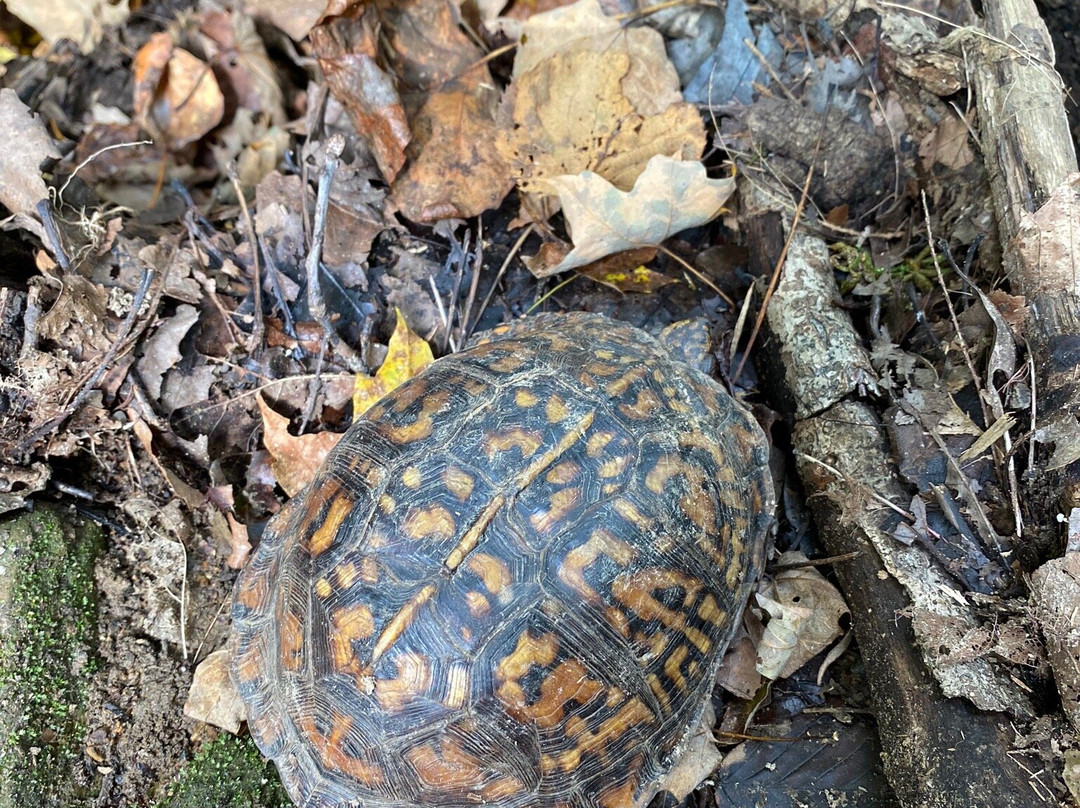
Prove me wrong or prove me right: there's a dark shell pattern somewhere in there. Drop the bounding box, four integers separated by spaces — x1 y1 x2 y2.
232 312 773 808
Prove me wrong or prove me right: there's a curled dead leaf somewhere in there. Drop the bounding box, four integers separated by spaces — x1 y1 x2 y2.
132 33 225 149
310 13 410 183
755 551 850 680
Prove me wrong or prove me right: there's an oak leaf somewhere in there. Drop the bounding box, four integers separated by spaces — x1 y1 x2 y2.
497 0 703 207
525 155 734 276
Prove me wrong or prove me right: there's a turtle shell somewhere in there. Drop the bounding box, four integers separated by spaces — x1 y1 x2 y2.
232 312 773 808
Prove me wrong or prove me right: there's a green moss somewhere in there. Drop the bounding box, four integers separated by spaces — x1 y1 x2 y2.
158 732 289 808
0 505 102 808
831 243 944 294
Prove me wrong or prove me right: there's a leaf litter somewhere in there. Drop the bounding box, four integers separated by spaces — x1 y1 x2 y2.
0 0 1074 802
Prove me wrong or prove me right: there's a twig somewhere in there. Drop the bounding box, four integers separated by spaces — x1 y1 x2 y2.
797 450 976 592
306 134 364 372
459 226 484 343
656 245 735 307
299 336 327 436
229 166 265 352
466 224 534 341
35 199 71 271
259 238 297 339
744 37 795 101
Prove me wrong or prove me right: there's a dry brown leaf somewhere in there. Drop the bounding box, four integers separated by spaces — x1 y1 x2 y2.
257 395 342 497
199 10 286 122
0 89 60 218
497 0 703 203
132 33 225 149
755 551 850 680
310 12 411 183
918 111 974 171
499 48 704 197
510 0 622 78
184 648 246 734
391 67 514 222
353 309 434 415
526 155 734 276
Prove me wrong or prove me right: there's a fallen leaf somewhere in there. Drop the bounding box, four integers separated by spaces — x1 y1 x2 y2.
509 0 622 78
36 275 113 358
199 10 286 122
0 89 60 217
133 33 225 149
184 648 246 734
755 551 850 680
576 248 677 294
353 309 434 415
136 305 200 401
918 110 974 171
258 395 342 496
310 12 411 182
5 0 129 52
526 155 735 276
497 0 703 202
391 66 513 221
378 0 482 106
247 0 342 40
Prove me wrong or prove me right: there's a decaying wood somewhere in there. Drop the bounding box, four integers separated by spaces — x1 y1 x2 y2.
741 179 1034 806
973 0 1080 735
973 0 1080 526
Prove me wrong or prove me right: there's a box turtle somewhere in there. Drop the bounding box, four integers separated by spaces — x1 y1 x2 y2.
232 312 773 808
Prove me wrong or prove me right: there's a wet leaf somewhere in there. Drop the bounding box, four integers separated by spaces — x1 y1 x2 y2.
526 155 734 276
353 310 434 416
132 33 225 149
257 395 342 497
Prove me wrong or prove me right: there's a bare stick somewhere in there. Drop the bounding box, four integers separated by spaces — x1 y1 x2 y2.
229 166 265 353
306 134 363 372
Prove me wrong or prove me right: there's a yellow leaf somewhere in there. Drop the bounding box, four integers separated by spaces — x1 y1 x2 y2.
352 310 434 416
